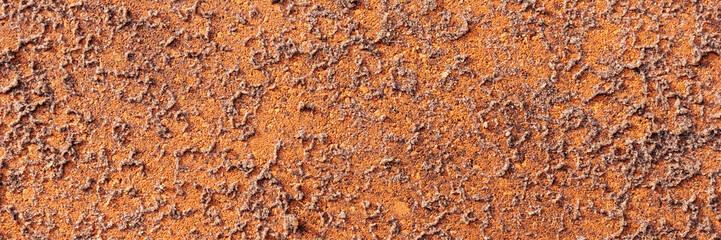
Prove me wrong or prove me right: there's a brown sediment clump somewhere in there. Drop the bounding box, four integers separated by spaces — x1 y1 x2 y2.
0 0 720 239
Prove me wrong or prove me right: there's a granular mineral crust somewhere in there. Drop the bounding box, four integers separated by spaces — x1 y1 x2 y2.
0 0 720 239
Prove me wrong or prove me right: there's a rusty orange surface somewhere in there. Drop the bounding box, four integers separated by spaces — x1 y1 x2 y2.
0 0 720 239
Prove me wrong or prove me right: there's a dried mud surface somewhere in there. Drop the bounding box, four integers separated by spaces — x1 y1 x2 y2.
1 0 721 239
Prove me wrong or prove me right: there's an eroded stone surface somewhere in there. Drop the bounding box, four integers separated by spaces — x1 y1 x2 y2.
0 0 720 239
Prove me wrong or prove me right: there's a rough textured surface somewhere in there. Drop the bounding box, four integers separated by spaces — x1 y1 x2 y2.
0 0 720 239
